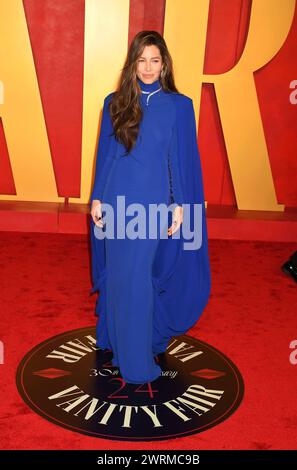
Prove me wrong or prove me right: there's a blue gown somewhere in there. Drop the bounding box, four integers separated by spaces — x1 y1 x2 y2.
89 77 211 384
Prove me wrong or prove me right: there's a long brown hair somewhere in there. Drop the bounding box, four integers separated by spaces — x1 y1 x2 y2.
108 30 179 155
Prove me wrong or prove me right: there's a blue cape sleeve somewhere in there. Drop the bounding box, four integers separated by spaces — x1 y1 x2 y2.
167 117 184 206
89 92 114 301
90 92 114 204
151 95 211 351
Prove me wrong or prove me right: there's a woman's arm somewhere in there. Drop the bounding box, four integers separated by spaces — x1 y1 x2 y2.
170 96 204 206
90 93 114 205
167 115 184 207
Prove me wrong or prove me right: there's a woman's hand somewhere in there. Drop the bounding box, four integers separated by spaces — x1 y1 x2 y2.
168 205 183 237
91 199 104 228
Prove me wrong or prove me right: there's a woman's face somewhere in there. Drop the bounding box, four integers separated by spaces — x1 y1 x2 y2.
136 45 163 84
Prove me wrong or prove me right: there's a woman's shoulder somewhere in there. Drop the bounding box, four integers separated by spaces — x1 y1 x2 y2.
103 91 115 104
167 91 193 107
166 91 194 117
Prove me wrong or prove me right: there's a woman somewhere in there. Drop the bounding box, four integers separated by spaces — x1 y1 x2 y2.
90 31 211 384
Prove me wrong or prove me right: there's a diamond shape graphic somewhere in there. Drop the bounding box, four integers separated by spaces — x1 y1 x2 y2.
191 368 226 379
32 368 72 379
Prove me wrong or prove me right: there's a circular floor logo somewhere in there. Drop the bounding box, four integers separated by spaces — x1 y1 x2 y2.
16 327 244 441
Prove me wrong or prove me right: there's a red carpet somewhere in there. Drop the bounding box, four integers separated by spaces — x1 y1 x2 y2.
0 231 296 449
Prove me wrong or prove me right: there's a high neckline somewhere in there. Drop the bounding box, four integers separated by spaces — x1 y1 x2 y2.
137 77 161 92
